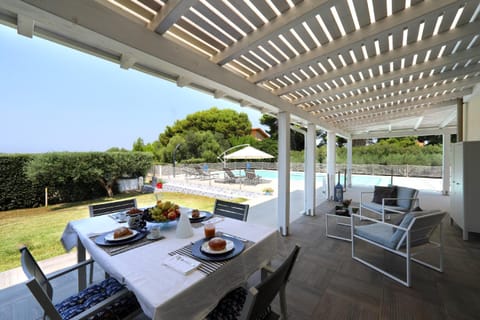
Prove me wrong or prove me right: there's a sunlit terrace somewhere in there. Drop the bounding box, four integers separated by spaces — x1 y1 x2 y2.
1 0 480 319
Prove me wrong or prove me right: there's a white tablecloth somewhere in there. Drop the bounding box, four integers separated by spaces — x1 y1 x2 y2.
61 215 278 319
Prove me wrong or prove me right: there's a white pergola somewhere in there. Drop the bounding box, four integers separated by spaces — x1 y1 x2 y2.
1 0 479 235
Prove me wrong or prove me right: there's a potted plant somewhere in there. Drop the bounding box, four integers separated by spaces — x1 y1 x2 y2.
262 187 274 195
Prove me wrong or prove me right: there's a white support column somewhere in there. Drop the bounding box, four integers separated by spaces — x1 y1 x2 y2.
304 123 316 216
326 131 337 200
277 112 291 236
346 138 352 188
442 133 451 195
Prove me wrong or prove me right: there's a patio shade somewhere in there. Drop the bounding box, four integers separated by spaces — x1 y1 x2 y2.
224 146 274 160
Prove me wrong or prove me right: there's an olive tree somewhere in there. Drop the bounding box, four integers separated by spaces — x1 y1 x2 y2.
25 152 153 197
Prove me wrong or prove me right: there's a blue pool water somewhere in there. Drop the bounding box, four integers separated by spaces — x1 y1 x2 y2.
235 169 391 186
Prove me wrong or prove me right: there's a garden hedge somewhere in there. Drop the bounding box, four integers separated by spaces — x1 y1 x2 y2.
0 152 153 211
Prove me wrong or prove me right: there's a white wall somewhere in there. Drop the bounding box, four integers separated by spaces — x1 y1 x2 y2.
465 84 480 141
464 99 480 141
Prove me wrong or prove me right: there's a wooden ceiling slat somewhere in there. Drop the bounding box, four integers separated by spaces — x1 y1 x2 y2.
193 2 244 41
354 0 372 28
211 1 254 35
114 0 154 20
230 1 265 28
183 11 233 46
137 0 162 12
175 19 225 52
251 0 277 21
332 1 356 35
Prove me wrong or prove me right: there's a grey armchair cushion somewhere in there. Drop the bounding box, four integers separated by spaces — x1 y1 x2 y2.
354 223 397 249
372 186 397 205
396 187 417 209
390 210 439 247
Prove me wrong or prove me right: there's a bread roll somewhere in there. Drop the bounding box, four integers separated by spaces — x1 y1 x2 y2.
114 227 133 239
208 237 226 251
191 209 200 218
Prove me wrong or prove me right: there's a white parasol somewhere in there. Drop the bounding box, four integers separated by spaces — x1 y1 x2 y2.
224 146 274 160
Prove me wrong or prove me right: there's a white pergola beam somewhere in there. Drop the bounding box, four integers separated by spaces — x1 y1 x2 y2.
251 0 459 84
300 61 480 110
147 0 197 34
212 0 331 65
119 53 136 69
414 116 424 130
321 83 476 121
274 20 480 96
352 127 456 139
316 76 480 117
17 14 34 37
439 110 457 128
16 0 349 137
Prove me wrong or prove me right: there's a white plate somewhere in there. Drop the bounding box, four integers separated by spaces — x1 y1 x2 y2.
201 239 234 255
105 229 138 242
188 211 206 219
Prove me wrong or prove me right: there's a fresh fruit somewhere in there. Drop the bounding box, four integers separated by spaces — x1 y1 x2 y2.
167 211 177 220
149 200 181 222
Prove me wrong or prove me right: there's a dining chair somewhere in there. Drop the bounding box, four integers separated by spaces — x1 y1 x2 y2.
88 198 137 217
206 245 301 320
352 210 445 287
19 246 141 320
213 199 249 222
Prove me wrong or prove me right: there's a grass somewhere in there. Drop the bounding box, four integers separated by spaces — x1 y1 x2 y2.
0 192 244 272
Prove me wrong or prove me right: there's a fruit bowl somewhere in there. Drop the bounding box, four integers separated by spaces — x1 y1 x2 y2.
144 200 181 223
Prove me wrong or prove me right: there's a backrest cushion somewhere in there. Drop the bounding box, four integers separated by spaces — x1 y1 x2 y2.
391 210 442 248
396 187 418 209
372 186 397 205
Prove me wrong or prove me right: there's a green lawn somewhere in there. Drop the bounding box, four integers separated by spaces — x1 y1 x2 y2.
0 192 231 272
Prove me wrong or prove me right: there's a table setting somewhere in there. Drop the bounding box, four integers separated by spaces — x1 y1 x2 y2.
61 201 278 320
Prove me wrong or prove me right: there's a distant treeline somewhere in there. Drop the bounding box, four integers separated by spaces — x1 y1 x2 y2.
290 137 443 166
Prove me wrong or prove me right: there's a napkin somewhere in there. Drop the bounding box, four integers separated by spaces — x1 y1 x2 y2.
163 254 201 275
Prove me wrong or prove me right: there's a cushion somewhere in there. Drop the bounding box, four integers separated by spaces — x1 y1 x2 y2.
392 210 438 249
354 223 397 249
396 187 417 209
55 277 137 320
206 287 247 320
372 186 397 205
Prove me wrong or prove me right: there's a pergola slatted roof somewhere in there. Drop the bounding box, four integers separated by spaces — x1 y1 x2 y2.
1 0 479 139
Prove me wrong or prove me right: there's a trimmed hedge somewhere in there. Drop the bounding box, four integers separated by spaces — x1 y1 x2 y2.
0 155 43 211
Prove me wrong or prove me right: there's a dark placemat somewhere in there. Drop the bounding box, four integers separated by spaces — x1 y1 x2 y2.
191 237 245 262
168 236 254 276
90 231 163 256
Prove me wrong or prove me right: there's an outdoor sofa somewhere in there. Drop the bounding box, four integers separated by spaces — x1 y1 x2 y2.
360 185 419 222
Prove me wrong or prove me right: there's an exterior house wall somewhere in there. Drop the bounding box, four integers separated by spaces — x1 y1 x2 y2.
465 96 480 142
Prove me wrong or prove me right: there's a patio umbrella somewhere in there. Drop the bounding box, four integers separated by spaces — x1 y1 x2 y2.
224 146 274 160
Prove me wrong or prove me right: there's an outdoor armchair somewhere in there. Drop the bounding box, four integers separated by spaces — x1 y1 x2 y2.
351 210 445 287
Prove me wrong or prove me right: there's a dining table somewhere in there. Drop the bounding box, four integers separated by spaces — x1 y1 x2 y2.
61 211 278 320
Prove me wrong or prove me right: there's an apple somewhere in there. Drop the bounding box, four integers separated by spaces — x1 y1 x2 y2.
167 211 177 220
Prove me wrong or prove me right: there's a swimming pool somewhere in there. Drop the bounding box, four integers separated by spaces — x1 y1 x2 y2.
235 169 392 186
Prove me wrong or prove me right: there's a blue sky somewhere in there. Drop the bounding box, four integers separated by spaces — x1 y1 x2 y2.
0 25 264 153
